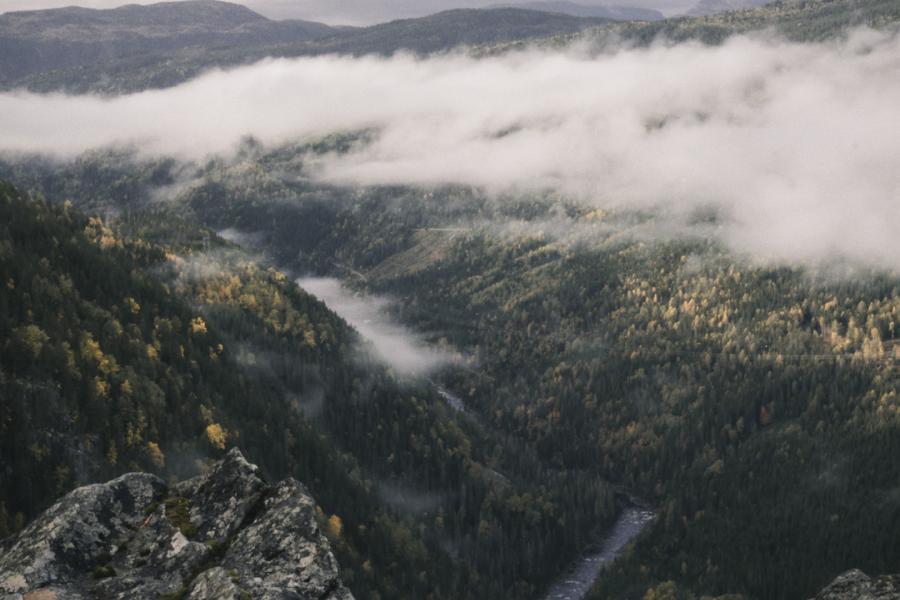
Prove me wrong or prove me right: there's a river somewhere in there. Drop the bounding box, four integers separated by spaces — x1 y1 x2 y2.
295 276 655 600
542 506 657 600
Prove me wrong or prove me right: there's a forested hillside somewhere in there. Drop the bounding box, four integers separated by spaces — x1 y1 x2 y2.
2 0 899 598
0 0 336 88
612 0 900 42
4 136 899 598
199 178 900 600
491 1 663 21
0 2 607 94
6 0 899 95
282 195 900 600
0 180 623 600
482 0 900 54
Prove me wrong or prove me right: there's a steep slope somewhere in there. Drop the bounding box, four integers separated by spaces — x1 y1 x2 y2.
0 448 353 600
0 181 439 598
75 141 898 600
0 179 369 524
0 179 623 599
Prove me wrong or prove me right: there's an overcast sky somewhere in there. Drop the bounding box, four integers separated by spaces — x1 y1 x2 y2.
0 0 695 25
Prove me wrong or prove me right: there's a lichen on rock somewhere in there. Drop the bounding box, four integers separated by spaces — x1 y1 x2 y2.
811 569 900 600
0 449 354 600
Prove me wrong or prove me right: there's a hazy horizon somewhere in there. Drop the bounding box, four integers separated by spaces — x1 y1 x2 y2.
0 0 695 25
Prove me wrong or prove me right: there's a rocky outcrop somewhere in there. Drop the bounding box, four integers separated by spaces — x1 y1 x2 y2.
0 448 353 600
812 569 900 600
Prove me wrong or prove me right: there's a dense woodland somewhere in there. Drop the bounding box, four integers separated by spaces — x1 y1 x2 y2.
487 0 900 54
0 181 620 600
172 157 900 599
2 1 900 597
3 0 899 95
2 137 899 600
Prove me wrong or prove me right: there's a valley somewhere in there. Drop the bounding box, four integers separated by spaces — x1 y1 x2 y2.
291 273 655 599
5 138 898 599
543 506 657 600
1 0 899 599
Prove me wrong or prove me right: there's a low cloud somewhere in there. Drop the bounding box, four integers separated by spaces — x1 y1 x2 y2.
1 29 899 269
217 228 266 249
377 480 446 514
297 277 451 375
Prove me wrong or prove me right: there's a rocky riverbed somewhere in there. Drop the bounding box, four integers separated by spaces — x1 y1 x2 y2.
542 505 656 600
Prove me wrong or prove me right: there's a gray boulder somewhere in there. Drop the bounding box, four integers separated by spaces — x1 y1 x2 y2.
812 569 900 600
0 448 353 600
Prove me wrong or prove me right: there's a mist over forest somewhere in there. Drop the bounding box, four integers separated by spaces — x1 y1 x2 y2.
1 2 899 600
3 28 899 270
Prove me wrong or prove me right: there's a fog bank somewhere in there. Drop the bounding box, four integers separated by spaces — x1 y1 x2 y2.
2 29 899 269
297 277 450 375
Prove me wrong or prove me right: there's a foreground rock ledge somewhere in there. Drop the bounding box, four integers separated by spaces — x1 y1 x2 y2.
812 569 900 600
0 448 354 600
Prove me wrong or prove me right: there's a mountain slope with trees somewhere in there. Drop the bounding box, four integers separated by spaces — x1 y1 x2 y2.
37 138 899 600
2 1 900 597
0 179 623 600
5 138 900 598
0 2 606 94
6 0 899 95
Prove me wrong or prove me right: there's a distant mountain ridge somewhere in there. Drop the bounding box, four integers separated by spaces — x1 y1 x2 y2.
2 0 899 94
0 1 609 92
303 7 610 55
491 1 663 21
0 0 267 39
685 0 770 16
0 0 336 83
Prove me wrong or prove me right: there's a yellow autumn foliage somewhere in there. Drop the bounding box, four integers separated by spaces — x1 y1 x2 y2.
205 423 228 450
